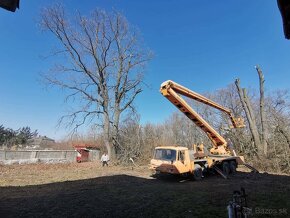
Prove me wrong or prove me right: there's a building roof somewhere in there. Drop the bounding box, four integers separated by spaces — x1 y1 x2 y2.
73 143 100 149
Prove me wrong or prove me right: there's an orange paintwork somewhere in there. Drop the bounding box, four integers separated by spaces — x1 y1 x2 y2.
149 81 246 177
160 80 245 155
149 146 245 175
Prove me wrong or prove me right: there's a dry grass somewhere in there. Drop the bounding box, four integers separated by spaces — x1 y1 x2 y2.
0 163 289 218
0 162 150 186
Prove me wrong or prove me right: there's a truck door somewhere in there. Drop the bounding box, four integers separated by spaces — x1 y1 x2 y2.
176 150 190 173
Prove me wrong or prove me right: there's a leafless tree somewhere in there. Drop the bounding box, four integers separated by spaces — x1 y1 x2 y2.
117 113 143 164
236 66 273 157
235 78 263 157
268 90 290 148
256 65 268 156
40 4 152 158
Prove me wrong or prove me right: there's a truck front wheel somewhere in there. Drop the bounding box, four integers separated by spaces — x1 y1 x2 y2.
222 162 230 176
229 161 237 174
193 164 202 181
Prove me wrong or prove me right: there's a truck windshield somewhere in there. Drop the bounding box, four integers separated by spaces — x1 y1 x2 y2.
154 149 176 161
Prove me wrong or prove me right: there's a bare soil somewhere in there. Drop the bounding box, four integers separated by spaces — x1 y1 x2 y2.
0 162 289 218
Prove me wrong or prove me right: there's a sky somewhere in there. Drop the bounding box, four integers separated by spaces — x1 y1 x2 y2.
0 0 289 140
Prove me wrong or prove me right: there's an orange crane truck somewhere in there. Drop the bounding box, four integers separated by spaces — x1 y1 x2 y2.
150 80 256 179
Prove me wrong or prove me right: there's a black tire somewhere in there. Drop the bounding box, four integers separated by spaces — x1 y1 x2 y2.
229 161 237 174
222 162 230 176
193 164 202 181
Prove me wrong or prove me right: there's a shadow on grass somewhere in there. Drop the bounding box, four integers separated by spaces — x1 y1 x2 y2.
0 172 289 218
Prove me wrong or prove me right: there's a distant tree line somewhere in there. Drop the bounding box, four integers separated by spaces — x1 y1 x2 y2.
0 125 38 148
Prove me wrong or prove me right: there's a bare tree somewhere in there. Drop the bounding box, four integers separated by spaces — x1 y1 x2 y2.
235 78 262 156
40 4 152 158
117 113 143 164
235 66 268 157
255 65 268 156
268 90 290 149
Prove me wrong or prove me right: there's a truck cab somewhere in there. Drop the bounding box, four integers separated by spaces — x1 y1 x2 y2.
150 146 194 175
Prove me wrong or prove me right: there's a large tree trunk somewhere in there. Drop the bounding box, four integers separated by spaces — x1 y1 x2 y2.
235 79 263 156
103 111 112 158
112 108 121 156
255 66 268 156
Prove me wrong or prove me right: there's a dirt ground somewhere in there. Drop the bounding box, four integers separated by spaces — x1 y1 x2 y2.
0 162 289 218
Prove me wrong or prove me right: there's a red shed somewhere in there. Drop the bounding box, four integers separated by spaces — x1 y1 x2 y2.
74 145 90 163
73 143 101 163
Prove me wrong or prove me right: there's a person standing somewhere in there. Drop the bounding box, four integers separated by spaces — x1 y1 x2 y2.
101 152 109 167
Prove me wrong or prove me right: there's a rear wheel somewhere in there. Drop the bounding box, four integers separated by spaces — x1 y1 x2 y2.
229 161 237 174
222 162 230 176
193 164 202 181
